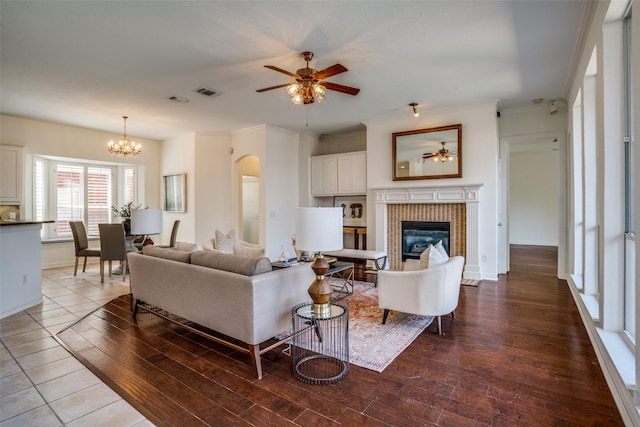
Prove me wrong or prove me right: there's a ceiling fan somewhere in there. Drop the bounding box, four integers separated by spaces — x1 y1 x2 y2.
256 51 360 105
423 142 456 163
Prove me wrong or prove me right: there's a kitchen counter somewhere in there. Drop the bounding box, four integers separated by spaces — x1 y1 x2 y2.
0 220 54 226
0 220 53 318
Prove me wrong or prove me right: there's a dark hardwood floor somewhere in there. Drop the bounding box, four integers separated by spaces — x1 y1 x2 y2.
56 245 624 426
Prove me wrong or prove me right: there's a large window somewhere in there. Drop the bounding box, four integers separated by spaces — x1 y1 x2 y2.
34 156 136 239
623 9 635 343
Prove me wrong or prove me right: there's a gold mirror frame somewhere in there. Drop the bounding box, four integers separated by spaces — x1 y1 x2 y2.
392 124 462 181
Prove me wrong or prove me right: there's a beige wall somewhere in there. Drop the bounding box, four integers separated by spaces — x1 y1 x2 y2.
0 114 162 267
364 101 501 280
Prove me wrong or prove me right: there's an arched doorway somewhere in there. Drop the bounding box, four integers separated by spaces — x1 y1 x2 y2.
237 155 260 244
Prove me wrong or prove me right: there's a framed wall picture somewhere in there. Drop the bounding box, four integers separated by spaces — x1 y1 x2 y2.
163 173 185 212
392 124 462 180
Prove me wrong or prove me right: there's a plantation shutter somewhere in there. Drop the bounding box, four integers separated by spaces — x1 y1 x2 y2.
87 167 112 236
55 164 84 237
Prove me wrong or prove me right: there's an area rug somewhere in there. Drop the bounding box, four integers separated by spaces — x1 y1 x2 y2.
461 278 480 287
328 279 433 373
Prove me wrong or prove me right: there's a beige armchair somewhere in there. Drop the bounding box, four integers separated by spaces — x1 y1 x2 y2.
377 256 465 334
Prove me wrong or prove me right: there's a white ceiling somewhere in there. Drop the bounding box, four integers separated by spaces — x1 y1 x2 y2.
0 1 586 141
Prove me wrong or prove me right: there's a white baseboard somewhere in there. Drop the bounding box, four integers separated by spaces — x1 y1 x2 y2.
567 276 640 426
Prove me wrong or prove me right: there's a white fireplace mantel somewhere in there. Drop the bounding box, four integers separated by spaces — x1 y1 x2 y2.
372 184 483 280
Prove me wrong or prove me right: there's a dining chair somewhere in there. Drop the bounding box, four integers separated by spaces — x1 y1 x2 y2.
98 223 128 283
69 221 101 276
157 219 180 248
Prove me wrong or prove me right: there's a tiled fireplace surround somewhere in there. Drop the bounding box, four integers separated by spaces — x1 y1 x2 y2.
373 185 482 279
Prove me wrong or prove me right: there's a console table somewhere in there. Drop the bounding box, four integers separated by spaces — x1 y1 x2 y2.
324 249 388 285
326 261 354 298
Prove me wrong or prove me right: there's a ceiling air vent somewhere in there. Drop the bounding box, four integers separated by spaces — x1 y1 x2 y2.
193 87 222 97
167 95 190 103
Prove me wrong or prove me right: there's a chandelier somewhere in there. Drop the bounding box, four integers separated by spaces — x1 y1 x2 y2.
286 80 326 105
107 116 142 158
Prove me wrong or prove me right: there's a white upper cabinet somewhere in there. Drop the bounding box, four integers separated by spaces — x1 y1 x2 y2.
311 151 366 196
0 145 23 204
310 155 338 196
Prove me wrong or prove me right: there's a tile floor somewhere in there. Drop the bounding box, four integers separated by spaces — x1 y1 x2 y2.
0 264 153 426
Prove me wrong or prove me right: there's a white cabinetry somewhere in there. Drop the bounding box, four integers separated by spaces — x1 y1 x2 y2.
310 155 338 196
337 151 367 195
311 151 366 196
0 145 23 204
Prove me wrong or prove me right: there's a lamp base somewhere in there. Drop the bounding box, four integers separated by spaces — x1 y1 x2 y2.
307 254 333 317
311 302 331 318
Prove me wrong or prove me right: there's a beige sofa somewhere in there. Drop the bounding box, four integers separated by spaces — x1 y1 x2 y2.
128 246 313 379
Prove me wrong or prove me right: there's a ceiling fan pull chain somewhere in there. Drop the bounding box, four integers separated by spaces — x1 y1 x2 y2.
306 105 310 127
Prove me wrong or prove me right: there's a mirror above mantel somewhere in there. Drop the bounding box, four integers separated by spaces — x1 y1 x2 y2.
392 124 462 180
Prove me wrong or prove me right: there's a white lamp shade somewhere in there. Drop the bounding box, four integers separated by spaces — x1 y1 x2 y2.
295 207 343 252
130 208 162 235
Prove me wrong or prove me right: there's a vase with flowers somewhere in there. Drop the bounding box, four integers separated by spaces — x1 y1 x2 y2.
111 201 141 235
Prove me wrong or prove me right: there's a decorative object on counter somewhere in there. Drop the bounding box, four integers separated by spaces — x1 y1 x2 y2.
131 208 162 246
107 116 142 158
295 207 343 317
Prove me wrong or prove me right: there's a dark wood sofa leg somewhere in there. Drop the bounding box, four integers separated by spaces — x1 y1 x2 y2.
249 344 262 379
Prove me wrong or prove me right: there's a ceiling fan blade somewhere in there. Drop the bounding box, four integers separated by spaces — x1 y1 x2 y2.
323 81 360 96
264 65 300 79
256 83 291 93
422 153 438 159
314 64 348 80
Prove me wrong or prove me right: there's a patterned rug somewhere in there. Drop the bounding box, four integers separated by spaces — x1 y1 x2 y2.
461 278 480 287
329 279 433 372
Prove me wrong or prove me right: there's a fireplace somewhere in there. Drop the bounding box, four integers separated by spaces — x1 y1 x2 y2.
373 185 482 279
401 221 450 261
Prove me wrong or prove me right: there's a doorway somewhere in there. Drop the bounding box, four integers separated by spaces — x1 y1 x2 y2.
237 155 260 245
499 131 566 278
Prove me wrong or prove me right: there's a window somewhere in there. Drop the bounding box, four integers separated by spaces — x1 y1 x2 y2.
34 156 136 240
623 9 635 343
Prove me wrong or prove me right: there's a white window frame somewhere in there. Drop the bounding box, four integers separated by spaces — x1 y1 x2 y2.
33 155 138 240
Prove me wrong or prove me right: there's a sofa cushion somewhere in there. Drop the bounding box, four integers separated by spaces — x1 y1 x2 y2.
175 241 202 252
142 245 192 263
190 250 272 276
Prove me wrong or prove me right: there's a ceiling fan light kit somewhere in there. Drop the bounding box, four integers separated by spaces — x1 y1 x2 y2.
257 51 359 106
424 141 455 163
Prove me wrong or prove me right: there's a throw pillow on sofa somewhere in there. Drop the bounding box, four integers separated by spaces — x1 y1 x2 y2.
214 229 237 253
232 244 266 258
419 241 449 269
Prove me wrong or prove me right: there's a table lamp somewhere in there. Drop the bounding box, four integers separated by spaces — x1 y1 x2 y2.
295 207 343 317
131 208 162 246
